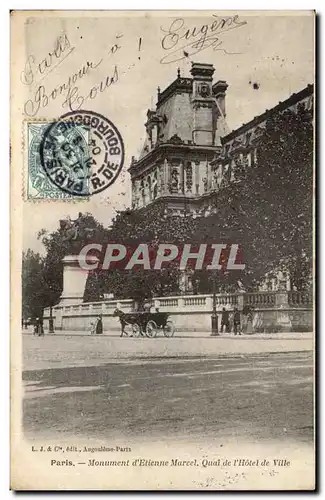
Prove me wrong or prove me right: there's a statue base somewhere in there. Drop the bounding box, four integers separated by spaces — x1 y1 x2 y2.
59 255 99 306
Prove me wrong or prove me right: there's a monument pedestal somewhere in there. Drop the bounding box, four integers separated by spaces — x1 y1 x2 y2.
59 255 99 306
275 280 292 332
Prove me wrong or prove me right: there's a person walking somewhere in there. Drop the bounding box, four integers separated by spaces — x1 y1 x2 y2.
221 307 230 333
96 315 103 335
233 308 241 336
35 317 44 336
90 317 98 335
242 305 254 334
33 318 38 336
246 308 254 335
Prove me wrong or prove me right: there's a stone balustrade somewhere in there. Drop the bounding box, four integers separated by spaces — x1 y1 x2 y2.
42 290 313 334
244 291 276 307
288 291 313 307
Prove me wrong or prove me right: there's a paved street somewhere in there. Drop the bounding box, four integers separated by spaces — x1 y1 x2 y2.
23 333 313 445
22 330 313 371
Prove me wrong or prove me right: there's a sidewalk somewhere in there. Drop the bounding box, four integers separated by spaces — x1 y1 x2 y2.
23 328 313 340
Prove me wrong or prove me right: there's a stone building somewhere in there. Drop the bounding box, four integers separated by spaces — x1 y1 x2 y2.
129 62 229 216
129 61 313 219
128 62 313 293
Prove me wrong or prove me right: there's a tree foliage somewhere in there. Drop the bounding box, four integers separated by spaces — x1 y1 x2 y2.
93 203 199 300
192 103 313 292
22 249 62 319
233 103 313 289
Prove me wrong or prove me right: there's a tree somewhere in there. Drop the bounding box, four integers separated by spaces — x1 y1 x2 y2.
95 202 198 300
186 103 313 293
236 103 313 290
22 250 44 320
22 249 63 320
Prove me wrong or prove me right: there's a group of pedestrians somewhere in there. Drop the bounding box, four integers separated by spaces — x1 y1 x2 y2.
27 315 104 336
220 307 254 335
33 317 44 336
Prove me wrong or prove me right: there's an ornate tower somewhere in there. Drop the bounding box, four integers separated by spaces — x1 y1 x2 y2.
129 62 229 216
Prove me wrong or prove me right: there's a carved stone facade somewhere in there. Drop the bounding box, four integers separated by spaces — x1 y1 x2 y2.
129 61 313 217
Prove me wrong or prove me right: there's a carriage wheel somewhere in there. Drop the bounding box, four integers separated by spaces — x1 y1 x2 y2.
146 320 158 338
132 323 141 338
163 320 175 337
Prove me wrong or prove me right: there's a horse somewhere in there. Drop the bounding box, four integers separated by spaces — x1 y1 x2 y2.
113 308 144 337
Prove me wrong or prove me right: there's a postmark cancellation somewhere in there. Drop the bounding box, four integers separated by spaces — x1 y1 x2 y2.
25 110 124 200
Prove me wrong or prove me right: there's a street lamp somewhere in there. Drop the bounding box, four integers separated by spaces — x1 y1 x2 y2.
211 271 219 336
49 306 54 334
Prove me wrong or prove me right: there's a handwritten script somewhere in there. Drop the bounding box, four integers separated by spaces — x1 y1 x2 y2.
160 15 247 64
22 33 122 116
21 33 74 86
62 65 119 112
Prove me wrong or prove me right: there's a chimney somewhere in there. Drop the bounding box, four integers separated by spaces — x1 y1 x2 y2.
190 63 215 145
190 62 215 82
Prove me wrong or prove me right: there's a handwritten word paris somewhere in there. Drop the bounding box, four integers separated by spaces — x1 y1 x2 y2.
20 33 73 86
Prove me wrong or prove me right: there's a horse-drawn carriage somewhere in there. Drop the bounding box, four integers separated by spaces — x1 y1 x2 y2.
113 308 175 338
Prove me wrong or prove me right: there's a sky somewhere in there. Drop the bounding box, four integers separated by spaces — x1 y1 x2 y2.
19 11 314 253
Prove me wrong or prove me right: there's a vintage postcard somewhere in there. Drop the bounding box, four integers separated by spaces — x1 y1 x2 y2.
10 10 315 490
